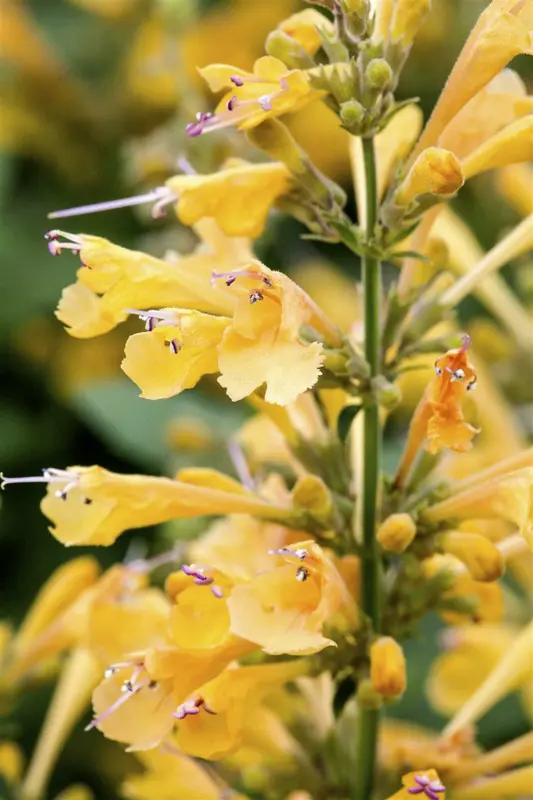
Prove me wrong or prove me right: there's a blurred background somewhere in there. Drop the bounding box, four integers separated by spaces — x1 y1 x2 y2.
0 0 531 797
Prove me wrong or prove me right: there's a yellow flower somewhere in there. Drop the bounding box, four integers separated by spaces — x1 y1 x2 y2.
496 163 533 215
121 310 230 400
438 69 533 161
166 160 292 238
386 770 446 799
442 619 533 739
227 541 356 655
373 0 432 48
377 513 417 554
370 636 407 698
393 148 464 207
439 531 504 582
452 766 533 800
53 221 238 338
394 337 478 487
460 114 533 180
191 56 319 135
423 467 533 550
421 554 503 625
276 9 333 56
413 0 533 155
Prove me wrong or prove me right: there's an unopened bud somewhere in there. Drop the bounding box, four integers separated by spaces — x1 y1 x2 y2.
440 532 505 583
371 375 402 409
394 147 464 207
292 475 333 518
277 9 333 56
424 236 450 271
370 636 406 698
265 30 315 70
340 99 364 128
365 58 393 91
377 513 417 554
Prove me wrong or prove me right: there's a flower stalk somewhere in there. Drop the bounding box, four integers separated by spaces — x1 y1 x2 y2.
355 135 382 800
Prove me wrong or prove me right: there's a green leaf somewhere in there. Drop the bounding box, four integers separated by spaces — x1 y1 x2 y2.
337 404 361 442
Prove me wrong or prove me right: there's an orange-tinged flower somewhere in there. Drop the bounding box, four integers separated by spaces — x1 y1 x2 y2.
121 310 230 400
413 0 533 156
394 336 478 487
227 541 356 655
52 221 238 338
191 56 319 136
386 770 446 799
166 160 292 238
423 467 533 550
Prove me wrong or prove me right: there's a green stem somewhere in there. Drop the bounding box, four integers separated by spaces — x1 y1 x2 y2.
355 136 382 800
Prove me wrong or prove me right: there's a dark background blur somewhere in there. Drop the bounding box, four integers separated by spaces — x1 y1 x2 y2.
0 0 531 797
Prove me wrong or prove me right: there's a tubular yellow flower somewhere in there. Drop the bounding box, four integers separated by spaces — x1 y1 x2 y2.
393 148 464 207
452 765 533 799
191 56 319 135
460 114 533 179
442 619 533 739
439 532 504 582
386 770 447 799
377 513 417 554
450 731 533 783
166 160 292 238
121 311 230 400
438 69 533 160
394 337 478 487
276 9 333 56
413 0 533 156
496 163 533 215
227 541 356 655
52 222 238 338
423 467 533 549
370 636 407 698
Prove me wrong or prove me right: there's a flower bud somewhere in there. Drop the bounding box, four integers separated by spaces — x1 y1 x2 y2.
391 0 431 47
265 30 315 70
377 513 416 554
365 58 393 91
370 636 407 698
277 9 333 56
394 147 464 207
340 99 364 128
440 531 505 582
292 475 333 518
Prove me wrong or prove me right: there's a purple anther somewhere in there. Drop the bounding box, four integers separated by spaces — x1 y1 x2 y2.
249 290 263 304
460 334 471 351
226 95 238 111
262 276 272 287
169 339 181 355
280 77 289 91
230 75 244 87
408 776 446 799
258 95 273 111
194 574 214 586
48 240 62 256
146 316 155 332
211 585 224 599
185 122 204 137
225 276 236 286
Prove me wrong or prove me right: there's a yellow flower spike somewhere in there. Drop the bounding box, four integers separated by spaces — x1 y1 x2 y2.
452 765 533 799
277 9 334 56
166 161 292 238
439 532 505 582
438 69 533 161
21 648 101 800
394 337 478 488
412 0 533 156
423 467 533 549
461 115 533 179
431 209 533 349
377 513 417 554
386 769 446 799
440 213 533 309
370 636 407 698
0 741 24 785
121 311 230 400
175 661 307 760
394 148 464 208
53 225 238 338
442 619 533 739
1 465 300 547
227 541 356 655
427 625 517 717
193 56 319 136
496 163 533 215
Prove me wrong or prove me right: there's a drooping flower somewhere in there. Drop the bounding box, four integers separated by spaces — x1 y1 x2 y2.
394 336 478 487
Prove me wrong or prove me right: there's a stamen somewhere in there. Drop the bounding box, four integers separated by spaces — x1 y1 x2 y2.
169 339 181 355
408 775 446 798
296 567 310 582
210 268 266 286
45 230 84 256
174 696 217 720
249 290 263 304
127 545 183 574
459 334 471 352
226 95 238 111
268 546 308 561
230 75 244 86
85 681 149 731
0 468 78 491
48 187 176 221
181 564 224 598
227 439 255 491
175 156 197 175
258 95 273 111
125 309 181 330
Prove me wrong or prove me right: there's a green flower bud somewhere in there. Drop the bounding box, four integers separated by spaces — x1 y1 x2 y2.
365 58 393 91
340 99 364 128
265 30 315 70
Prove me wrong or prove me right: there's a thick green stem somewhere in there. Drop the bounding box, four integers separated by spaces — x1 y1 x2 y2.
355 136 382 800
